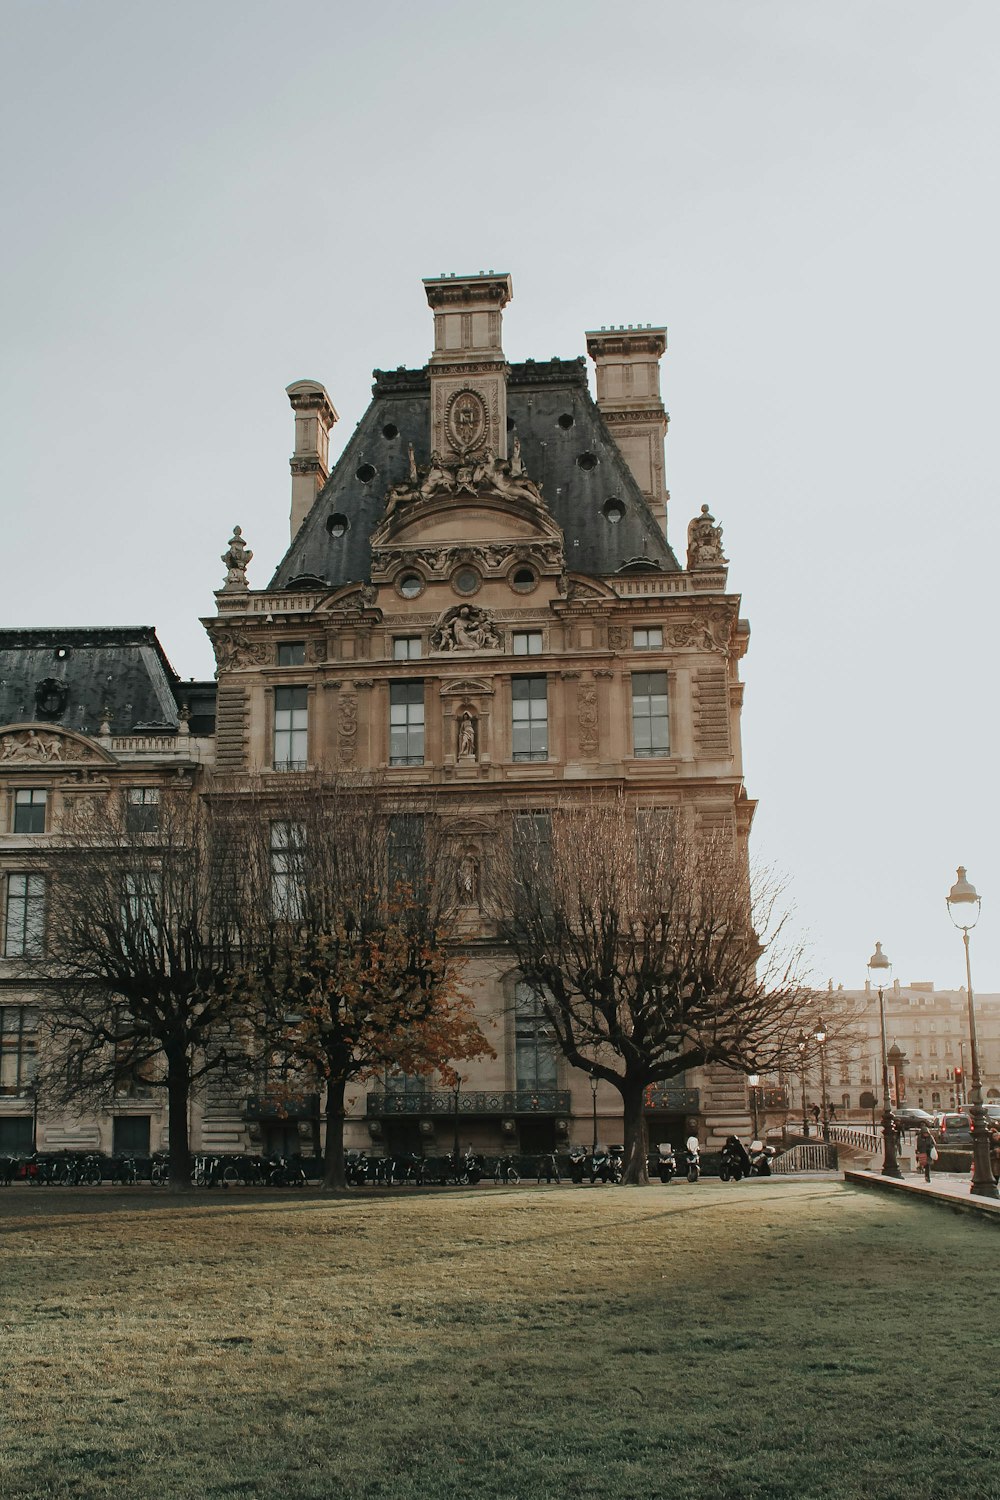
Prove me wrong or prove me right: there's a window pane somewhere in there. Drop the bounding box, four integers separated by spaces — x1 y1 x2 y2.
632 671 669 757
4 875 45 957
274 686 308 770
513 632 542 656
512 677 547 760
126 787 160 832
13 790 46 835
393 637 422 661
389 682 425 765
277 643 305 666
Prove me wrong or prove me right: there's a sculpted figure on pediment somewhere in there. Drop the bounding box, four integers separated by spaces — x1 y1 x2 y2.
0 728 98 763
212 631 269 672
431 605 501 653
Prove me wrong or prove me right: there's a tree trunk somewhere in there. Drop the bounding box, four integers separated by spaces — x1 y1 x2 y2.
165 1047 193 1191
620 1079 650 1185
322 1075 347 1190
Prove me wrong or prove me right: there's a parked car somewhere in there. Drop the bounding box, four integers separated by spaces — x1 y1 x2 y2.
892 1108 937 1130
935 1111 972 1144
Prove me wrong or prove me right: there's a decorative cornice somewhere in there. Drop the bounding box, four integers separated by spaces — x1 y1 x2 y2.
586 329 667 360
508 357 588 388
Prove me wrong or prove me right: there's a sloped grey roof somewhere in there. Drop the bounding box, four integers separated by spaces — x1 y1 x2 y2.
0 627 216 737
270 358 679 589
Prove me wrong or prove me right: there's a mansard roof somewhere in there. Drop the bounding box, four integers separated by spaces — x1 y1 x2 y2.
0 627 216 738
270 358 680 590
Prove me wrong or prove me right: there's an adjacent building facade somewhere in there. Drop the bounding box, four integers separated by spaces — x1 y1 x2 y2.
1 270 763 1161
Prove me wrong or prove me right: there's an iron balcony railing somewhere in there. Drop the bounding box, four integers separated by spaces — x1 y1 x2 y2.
244 1093 321 1121
642 1086 700 1112
367 1089 571 1117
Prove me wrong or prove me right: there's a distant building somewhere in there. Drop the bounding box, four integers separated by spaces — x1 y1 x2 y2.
1 270 761 1162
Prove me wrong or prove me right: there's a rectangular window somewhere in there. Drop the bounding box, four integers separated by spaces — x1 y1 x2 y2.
512 676 548 761
631 671 670 757
4 875 46 957
125 787 160 833
388 813 426 895
277 642 305 667
632 626 663 650
513 631 543 657
13 789 47 834
274 686 308 770
389 681 425 765
270 821 305 921
393 636 422 661
0 1005 39 1094
514 982 558 1092
123 869 160 943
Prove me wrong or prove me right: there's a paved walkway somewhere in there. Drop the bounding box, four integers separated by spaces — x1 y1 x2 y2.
844 1167 1000 1223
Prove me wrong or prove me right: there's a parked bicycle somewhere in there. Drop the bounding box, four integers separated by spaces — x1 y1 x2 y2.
111 1155 138 1185
494 1153 520 1185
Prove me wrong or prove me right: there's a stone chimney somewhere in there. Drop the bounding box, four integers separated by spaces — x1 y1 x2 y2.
586 325 668 533
286 380 338 539
423 271 513 460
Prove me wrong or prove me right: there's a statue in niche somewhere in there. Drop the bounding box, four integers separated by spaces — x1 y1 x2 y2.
431 605 501 653
457 711 477 761
221 526 253 592
686 505 727 570
510 433 524 477
456 853 479 906
407 442 419 485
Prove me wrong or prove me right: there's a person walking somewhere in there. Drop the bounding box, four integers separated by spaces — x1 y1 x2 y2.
915 1124 936 1184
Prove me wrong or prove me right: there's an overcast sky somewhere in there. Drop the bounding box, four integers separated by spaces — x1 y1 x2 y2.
3 1 999 991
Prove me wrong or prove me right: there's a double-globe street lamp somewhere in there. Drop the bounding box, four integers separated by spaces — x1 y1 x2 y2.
867 941 902 1179
796 1031 810 1136
589 1072 599 1155
747 1073 761 1141
814 1018 830 1142
946 867 999 1200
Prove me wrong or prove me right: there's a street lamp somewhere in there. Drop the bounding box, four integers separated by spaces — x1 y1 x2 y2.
27 1077 39 1155
589 1073 599 1155
814 1017 830 1142
452 1074 462 1168
796 1031 810 1137
867 941 902 1179
946 867 999 1199
747 1073 761 1141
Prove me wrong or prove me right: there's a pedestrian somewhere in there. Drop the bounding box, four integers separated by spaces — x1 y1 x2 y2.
811 1103 821 1125
915 1124 936 1184
828 1103 837 1122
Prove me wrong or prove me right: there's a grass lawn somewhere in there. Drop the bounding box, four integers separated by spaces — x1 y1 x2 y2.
1 1179 998 1500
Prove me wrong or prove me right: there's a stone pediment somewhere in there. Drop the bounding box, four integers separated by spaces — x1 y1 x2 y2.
314 582 379 616
559 573 618 604
370 448 562 551
0 724 115 766
439 678 494 697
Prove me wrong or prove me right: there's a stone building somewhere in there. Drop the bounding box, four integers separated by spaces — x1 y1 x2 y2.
1 270 760 1161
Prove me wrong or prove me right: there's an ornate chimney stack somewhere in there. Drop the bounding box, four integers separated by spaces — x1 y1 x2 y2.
423 271 513 460
586 325 669 534
287 379 338 539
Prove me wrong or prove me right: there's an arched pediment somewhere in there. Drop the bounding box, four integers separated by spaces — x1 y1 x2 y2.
0 724 116 766
373 493 563 549
313 582 379 616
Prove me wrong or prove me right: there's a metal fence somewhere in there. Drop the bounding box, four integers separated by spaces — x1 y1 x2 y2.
771 1142 839 1173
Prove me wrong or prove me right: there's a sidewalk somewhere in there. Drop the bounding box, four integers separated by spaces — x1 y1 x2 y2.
844 1167 1000 1223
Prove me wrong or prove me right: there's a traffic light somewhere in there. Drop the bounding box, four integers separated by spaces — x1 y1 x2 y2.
955 1067 963 1083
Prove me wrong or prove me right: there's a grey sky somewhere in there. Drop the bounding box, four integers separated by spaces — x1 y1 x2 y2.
3 1 998 991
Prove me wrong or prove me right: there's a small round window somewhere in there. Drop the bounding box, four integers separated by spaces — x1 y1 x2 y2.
399 573 424 599
356 463 377 484
577 452 598 471
603 498 625 524
510 566 537 593
326 513 349 538
557 413 574 430
382 423 399 440
453 567 480 596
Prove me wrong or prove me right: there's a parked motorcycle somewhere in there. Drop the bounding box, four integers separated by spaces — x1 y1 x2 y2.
749 1140 776 1176
567 1147 588 1184
655 1143 676 1184
718 1135 753 1182
345 1149 369 1187
683 1136 701 1183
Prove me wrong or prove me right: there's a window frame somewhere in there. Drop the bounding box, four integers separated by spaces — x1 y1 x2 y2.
512 631 543 657
0 1004 39 1095
3 873 46 958
511 675 549 762
392 636 423 661
125 787 160 833
273 685 309 771
389 680 425 767
13 789 47 835
514 980 558 1092
277 642 306 667
631 670 670 758
632 626 664 651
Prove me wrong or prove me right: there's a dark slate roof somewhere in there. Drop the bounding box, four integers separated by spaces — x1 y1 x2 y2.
0 628 216 738
270 358 680 589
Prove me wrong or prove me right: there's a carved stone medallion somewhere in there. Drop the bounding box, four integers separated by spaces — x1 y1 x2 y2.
445 389 488 457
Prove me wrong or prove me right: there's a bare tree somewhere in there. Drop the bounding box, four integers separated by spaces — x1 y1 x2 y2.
231 775 493 1190
488 794 815 1184
27 787 248 1190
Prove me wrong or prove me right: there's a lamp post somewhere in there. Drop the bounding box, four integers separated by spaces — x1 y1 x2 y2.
946 867 999 1199
589 1073 599 1155
747 1073 761 1141
27 1078 39 1155
796 1031 809 1137
452 1075 462 1167
867 941 902 1178
814 1018 830 1142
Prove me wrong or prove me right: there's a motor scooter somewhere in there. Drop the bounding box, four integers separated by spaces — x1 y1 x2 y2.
683 1135 701 1183
718 1135 752 1182
749 1140 776 1176
655 1143 676 1183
